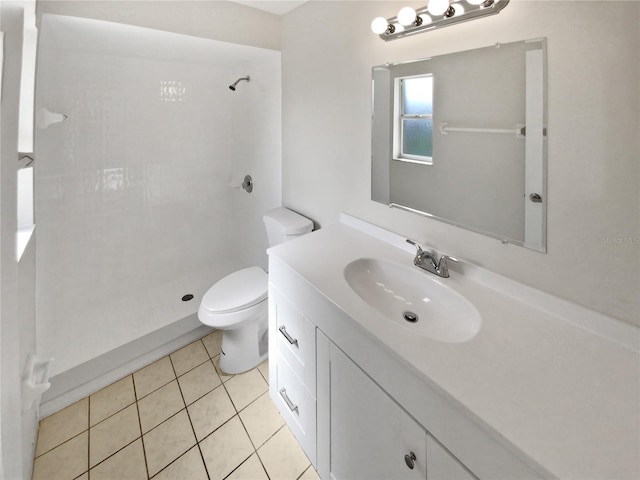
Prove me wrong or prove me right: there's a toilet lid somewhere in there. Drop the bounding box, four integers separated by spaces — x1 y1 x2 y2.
201 267 268 314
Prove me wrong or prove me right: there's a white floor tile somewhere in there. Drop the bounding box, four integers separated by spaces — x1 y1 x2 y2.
225 368 268 411
187 385 236 441
153 446 208 480
239 391 284 448
90 438 147 480
35 398 88 457
200 416 254 480
32 432 88 480
90 404 141 468
143 410 196 477
258 426 310 480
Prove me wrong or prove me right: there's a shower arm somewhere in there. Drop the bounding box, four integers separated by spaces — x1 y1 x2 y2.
229 76 251 91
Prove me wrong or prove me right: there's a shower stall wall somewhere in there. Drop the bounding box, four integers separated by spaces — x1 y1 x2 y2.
35 15 281 402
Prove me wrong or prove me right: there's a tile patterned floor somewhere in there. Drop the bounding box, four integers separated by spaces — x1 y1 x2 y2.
32 331 319 480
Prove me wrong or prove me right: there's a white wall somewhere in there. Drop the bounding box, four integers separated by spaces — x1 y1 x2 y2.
37 0 281 51
1 3 39 479
281 1 640 327
35 14 281 378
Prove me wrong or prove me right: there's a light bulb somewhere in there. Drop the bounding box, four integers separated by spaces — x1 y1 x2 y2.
371 17 389 34
467 0 484 4
418 14 432 25
452 3 465 14
397 7 417 26
427 0 450 16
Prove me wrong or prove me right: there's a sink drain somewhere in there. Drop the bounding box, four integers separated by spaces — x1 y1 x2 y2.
403 311 418 323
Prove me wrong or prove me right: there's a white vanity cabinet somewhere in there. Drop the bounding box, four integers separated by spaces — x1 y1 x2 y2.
316 330 476 480
267 261 500 480
267 221 640 480
267 252 544 480
268 277 477 480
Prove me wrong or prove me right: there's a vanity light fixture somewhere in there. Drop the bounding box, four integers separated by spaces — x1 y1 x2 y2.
371 0 509 41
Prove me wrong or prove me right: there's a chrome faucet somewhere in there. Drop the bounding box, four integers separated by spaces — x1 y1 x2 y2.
406 239 459 278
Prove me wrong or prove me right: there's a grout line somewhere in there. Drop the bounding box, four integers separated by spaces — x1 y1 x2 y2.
172 351 212 480
88 398 137 430
237 405 258 452
134 366 176 403
221 375 239 414
131 376 151 480
86 396 91 478
221 451 260 480
196 411 238 445
87 404 143 471
297 464 315 480
257 453 272 480
170 339 210 378
179 358 222 408
150 445 202 480
196 442 212 480
34 402 91 459
33 430 89 464
256 360 269 384
88 436 142 475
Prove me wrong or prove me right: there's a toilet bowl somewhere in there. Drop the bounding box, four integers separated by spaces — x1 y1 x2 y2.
198 207 313 374
198 266 268 374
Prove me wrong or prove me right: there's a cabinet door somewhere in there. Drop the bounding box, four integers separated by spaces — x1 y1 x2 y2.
427 436 477 480
319 337 427 480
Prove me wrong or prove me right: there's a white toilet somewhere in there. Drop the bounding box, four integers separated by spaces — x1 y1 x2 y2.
198 207 313 374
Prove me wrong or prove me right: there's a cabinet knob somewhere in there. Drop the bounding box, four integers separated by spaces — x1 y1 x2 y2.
404 451 416 469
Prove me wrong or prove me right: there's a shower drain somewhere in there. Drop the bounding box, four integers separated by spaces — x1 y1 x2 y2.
403 311 418 323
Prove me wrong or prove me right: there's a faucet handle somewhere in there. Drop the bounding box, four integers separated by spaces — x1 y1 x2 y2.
406 239 426 267
437 255 459 278
405 238 423 254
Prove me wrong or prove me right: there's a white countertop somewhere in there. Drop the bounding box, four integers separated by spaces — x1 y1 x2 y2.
268 218 640 480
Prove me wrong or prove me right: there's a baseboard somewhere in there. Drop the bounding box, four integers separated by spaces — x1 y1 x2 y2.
39 314 213 419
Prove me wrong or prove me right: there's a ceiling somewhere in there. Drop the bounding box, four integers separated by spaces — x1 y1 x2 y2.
229 0 308 15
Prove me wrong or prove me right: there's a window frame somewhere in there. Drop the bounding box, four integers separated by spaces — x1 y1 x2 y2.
393 74 434 165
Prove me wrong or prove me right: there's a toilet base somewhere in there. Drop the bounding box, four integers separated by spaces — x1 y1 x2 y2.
218 311 268 375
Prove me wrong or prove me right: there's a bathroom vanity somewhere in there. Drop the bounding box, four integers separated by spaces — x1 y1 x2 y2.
268 216 640 480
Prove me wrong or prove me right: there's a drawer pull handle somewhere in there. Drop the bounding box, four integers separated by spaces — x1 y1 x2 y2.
279 387 299 415
279 325 299 347
404 452 416 469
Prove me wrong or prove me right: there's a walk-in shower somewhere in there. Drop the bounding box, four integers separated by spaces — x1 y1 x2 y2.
229 75 250 91
34 14 281 410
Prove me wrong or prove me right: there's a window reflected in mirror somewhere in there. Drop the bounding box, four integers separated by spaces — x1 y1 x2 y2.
398 75 434 164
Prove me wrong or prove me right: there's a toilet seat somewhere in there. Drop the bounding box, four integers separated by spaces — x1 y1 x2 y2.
201 266 268 314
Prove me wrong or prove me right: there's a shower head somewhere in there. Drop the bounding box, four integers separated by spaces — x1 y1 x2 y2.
229 76 250 91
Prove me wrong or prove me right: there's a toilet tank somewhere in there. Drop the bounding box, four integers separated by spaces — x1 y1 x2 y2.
263 207 313 247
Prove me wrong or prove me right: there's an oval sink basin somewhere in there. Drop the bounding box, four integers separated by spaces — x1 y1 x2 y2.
343 258 481 343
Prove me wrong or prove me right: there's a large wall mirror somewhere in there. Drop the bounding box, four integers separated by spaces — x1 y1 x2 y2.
372 38 547 252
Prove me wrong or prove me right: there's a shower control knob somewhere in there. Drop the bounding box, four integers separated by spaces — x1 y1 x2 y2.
404 451 416 469
242 175 253 193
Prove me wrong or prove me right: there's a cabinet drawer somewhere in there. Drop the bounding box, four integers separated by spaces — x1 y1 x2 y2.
269 286 316 395
271 352 316 465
